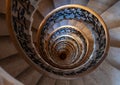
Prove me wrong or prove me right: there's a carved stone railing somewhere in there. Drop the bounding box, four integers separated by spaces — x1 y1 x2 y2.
6 0 109 79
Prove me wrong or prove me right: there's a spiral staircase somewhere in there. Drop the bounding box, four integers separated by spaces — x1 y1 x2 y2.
0 0 120 85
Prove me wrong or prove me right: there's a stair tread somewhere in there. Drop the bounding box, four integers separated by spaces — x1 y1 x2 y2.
32 28 37 43
37 76 56 85
84 63 111 85
87 0 118 14
106 47 120 70
70 78 84 85
83 68 108 85
70 0 89 6
101 1 120 28
38 0 54 17
53 0 70 8
78 61 120 85
32 10 44 30
17 67 42 85
60 20 68 26
83 75 98 85
75 21 93 42
0 36 18 59
0 14 9 36
109 27 120 47
99 61 120 85
0 0 6 14
68 20 78 26
56 79 70 85
0 54 29 77
53 23 61 29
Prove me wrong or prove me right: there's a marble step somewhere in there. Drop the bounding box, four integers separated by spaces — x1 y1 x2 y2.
79 61 120 85
83 75 98 85
56 61 120 85
75 22 89 32
38 0 54 17
74 21 92 39
0 0 6 14
70 0 89 6
87 0 118 14
37 76 56 85
0 54 29 77
53 23 61 29
101 1 120 29
32 10 44 30
99 61 120 85
109 27 120 47
82 66 110 85
56 79 70 85
17 67 42 85
0 13 9 36
31 28 37 43
70 78 84 85
0 36 18 60
60 20 68 26
68 20 77 26
106 47 120 70
53 0 70 8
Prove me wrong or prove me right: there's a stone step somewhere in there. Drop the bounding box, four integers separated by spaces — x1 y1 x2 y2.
70 0 89 6
79 61 120 85
53 23 61 29
31 28 37 43
0 36 18 60
17 67 42 85
0 0 6 14
87 0 118 14
106 47 120 70
37 76 56 85
38 0 54 17
83 67 109 85
53 0 70 8
70 78 84 85
32 10 44 30
0 13 9 36
0 54 29 77
60 20 68 26
68 20 78 26
109 27 120 47
99 61 120 85
56 79 70 85
83 75 98 85
101 1 120 28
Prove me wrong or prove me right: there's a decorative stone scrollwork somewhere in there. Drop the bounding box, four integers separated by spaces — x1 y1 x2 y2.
7 0 109 79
